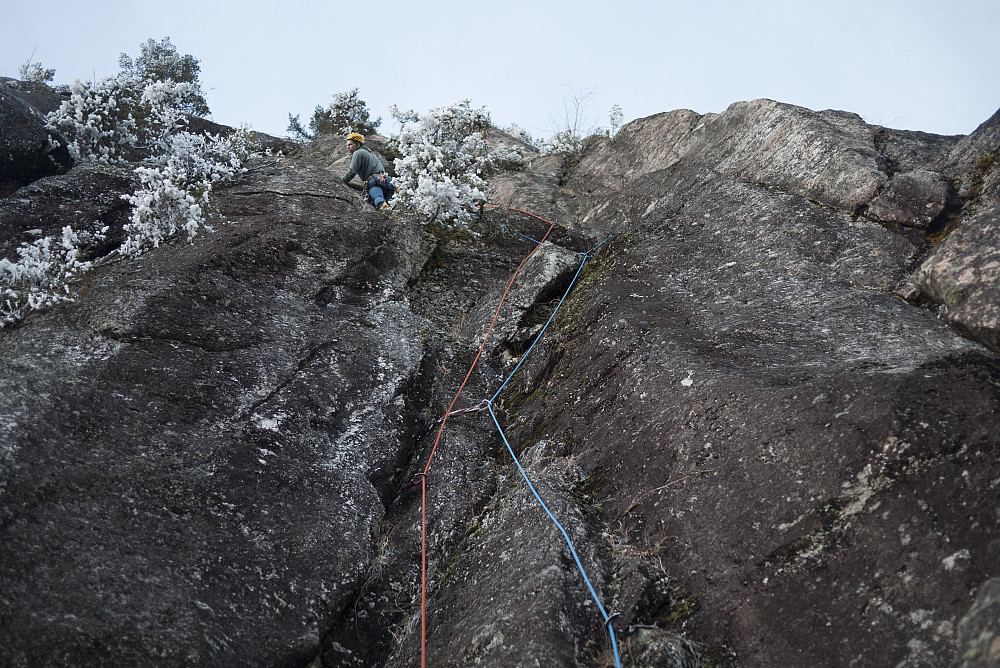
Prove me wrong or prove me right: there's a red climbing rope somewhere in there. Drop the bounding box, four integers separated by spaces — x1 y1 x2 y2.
418 207 555 668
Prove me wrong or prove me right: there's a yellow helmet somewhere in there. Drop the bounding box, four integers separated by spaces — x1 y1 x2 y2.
347 132 365 145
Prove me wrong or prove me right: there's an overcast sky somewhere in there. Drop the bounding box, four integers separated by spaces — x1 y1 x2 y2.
4 0 998 140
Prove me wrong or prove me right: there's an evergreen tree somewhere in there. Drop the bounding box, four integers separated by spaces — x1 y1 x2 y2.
119 37 209 116
287 88 381 141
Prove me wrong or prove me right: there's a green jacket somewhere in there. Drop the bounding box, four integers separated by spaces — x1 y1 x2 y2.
342 147 385 184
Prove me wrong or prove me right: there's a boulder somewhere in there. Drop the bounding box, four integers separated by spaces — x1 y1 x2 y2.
456 240 582 354
866 169 954 228
912 207 1000 353
0 163 136 259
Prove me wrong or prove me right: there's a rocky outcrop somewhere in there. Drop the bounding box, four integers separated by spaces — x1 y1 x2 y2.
937 109 1000 190
867 169 954 228
571 101 893 217
0 78 70 195
913 114 1000 353
0 162 136 255
1 88 998 667
455 240 582 352
488 99 1000 666
913 209 1000 352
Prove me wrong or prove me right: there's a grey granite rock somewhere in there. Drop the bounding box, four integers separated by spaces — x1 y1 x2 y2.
2 98 999 668
0 151 430 666
0 78 70 195
867 169 954 228
953 578 1000 668
913 117 1000 353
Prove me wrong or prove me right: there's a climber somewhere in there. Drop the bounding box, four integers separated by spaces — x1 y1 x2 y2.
342 132 396 211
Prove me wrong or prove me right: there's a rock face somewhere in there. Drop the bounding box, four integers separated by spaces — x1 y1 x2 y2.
954 578 1000 668
0 154 430 665
913 113 1000 353
0 163 136 255
0 78 70 195
1 86 998 668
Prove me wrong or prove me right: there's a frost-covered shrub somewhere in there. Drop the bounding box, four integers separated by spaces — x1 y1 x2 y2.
141 80 196 151
43 65 254 258
609 104 624 138
121 127 258 256
18 59 55 84
540 129 586 157
45 65 258 258
287 87 381 141
1 40 257 328
490 142 526 171
0 226 106 327
44 76 193 164
392 100 512 227
502 123 539 148
44 77 140 164
1 120 259 327
44 36 209 163
536 87 621 156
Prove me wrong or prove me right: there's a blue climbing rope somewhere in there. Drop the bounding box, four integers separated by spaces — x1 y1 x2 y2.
482 224 621 667
499 223 546 246
490 255 587 402
420 204 621 666
490 235 612 403
486 402 622 667
583 235 614 256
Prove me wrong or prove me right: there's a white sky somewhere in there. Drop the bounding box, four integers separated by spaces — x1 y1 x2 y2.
4 0 998 139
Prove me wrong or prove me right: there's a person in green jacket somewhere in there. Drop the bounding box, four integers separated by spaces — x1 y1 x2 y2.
342 132 395 211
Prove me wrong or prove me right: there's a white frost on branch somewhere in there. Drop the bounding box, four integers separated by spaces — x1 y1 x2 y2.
44 77 139 164
391 101 522 228
121 128 257 256
44 76 194 164
2 70 261 328
0 225 107 327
